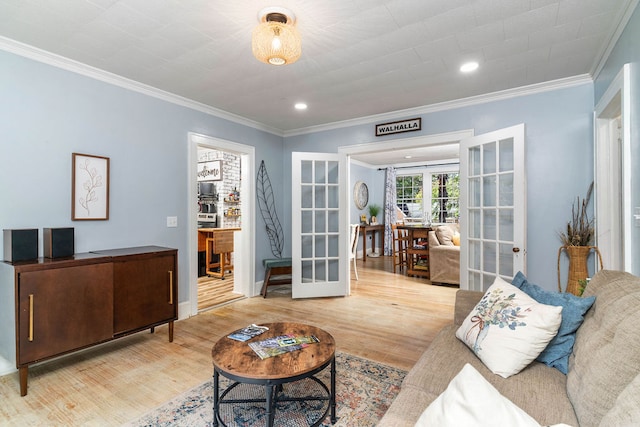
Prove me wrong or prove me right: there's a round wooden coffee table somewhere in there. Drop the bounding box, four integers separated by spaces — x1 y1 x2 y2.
211 322 336 427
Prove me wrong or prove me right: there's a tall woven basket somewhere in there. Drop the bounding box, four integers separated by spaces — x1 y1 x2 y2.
557 245 603 295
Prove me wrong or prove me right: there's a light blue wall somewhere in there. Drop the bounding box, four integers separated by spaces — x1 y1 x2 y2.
284 84 595 291
594 4 640 275
349 162 385 253
0 50 284 302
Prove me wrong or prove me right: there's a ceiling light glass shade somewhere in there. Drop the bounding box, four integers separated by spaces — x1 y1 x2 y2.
252 21 301 65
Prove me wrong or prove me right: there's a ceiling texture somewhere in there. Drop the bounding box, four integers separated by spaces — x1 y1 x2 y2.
0 0 635 138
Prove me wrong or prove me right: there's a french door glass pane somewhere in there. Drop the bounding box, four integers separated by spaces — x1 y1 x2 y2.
469 240 481 269
302 236 313 258
328 235 339 257
499 243 514 277
499 138 514 172
483 176 496 206
499 173 514 206
469 178 481 207
301 161 312 183
470 146 481 175
328 211 339 232
315 185 326 208
302 185 313 208
315 211 326 232
328 259 339 281
483 142 496 174
302 211 312 233
470 209 481 238
499 209 514 241
315 162 326 183
315 260 326 281
483 241 496 273
302 260 312 282
483 209 496 240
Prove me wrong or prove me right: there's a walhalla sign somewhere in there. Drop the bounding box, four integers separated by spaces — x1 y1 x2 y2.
375 118 421 136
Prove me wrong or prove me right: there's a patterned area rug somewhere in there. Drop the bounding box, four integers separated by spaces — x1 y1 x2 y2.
124 352 405 427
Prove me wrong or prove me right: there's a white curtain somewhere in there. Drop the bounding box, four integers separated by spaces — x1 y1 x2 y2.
383 166 397 256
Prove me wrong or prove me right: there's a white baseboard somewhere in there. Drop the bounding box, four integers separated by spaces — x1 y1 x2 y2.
178 301 192 320
0 356 16 377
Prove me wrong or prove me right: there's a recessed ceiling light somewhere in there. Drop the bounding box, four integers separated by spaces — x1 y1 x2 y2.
404 155 413 159
460 61 479 73
294 102 307 110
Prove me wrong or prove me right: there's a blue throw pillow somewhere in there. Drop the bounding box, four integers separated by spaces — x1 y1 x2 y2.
511 271 596 374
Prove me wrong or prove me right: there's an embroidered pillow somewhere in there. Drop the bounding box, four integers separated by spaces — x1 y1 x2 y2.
415 364 540 427
511 271 596 374
456 276 563 378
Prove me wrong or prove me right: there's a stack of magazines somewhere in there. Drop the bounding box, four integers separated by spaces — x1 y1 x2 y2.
249 335 320 360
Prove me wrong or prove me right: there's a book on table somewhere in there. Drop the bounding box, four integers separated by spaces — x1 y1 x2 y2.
249 334 320 360
227 324 269 342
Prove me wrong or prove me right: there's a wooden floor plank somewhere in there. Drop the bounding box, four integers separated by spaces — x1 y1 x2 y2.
0 256 457 426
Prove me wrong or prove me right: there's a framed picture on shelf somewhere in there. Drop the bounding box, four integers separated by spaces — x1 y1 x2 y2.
72 153 110 220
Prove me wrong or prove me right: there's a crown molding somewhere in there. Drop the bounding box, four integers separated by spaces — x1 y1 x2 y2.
591 0 639 79
283 74 593 137
1 35 594 140
0 36 284 137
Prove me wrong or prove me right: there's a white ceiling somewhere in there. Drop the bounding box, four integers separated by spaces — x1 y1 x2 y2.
0 0 633 140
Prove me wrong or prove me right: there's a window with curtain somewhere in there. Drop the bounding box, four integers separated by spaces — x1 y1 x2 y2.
396 174 423 221
431 172 459 223
396 168 459 223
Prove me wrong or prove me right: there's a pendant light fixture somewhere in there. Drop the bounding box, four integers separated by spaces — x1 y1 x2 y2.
252 7 301 66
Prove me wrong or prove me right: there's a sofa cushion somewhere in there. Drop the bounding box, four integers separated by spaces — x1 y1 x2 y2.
435 225 455 246
456 276 563 378
451 232 460 246
401 324 579 426
415 363 540 427
567 270 640 427
512 271 595 374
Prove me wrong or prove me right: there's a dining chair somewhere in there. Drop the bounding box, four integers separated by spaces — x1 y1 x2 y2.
349 224 360 280
391 224 409 274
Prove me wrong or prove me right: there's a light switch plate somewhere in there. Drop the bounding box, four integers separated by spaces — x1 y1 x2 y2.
167 216 178 227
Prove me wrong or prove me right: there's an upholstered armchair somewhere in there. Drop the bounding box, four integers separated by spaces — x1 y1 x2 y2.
428 224 460 285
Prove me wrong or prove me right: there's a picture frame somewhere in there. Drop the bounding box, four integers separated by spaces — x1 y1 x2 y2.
197 160 222 181
72 153 109 220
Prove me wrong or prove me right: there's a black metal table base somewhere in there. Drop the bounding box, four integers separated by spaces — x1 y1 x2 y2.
213 357 336 427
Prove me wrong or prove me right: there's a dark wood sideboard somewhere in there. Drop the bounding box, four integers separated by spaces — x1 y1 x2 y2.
3 246 177 396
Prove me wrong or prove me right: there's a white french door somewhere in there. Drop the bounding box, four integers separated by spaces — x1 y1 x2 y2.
460 124 526 291
291 152 349 298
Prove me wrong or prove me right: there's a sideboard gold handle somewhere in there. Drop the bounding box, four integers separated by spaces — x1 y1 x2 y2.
28 294 34 342
168 271 174 305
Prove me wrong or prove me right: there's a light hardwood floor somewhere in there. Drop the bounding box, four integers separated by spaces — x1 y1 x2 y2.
0 256 458 426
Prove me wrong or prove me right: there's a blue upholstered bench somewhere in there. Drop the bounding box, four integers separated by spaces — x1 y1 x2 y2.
261 257 292 298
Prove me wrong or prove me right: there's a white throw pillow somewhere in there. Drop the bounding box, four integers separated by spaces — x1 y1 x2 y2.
456 276 563 378
414 363 540 427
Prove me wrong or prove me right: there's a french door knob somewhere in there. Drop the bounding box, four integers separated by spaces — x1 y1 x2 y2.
512 247 520 253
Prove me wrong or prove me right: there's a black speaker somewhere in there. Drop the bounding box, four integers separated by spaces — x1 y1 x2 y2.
44 227 74 258
3 229 38 262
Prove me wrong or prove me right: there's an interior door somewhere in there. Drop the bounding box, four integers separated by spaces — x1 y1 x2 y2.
291 152 348 298
460 124 526 291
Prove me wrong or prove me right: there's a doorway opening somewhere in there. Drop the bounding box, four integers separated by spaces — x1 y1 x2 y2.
188 133 256 316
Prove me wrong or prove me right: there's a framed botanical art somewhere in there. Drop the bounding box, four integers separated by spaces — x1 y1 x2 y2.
72 153 110 220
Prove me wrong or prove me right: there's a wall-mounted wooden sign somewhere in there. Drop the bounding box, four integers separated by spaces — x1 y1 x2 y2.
375 118 421 136
197 160 222 181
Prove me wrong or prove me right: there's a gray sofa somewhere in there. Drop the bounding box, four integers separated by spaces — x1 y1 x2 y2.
378 270 640 426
